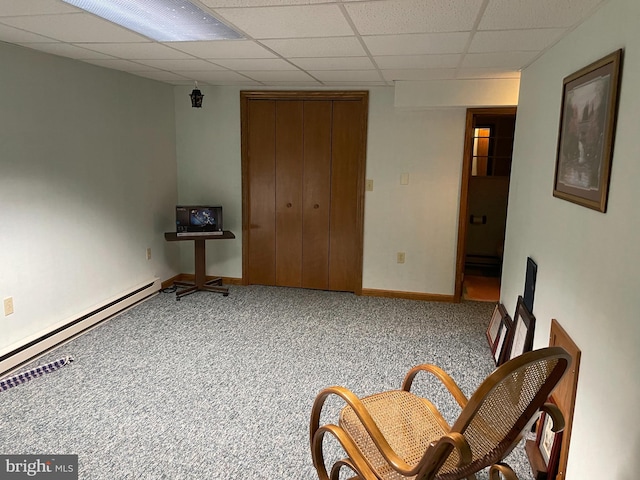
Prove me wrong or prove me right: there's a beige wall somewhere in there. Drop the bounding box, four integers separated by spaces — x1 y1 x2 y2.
501 0 640 477
0 43 179 353
173 87 471 295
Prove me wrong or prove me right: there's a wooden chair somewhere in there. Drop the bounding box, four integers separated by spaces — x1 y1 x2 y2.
310 347 570 480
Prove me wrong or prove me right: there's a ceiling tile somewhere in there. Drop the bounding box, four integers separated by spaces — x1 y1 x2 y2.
202 0 328 6
262 81 322 86
262 37 365 58
381 68 456 81
175 70 255 83
0 0 80 16
456 68 521 79
461 51 538 69
479 0 605 30
0 13 148 43
364 32 469 56
0 23 57 43
202 82 260 86
132 71 191 83
469 28 565 53
133 59 226 71
290 56 375 70
214 5 354 39
322 81 389 86
345 0 484 35
198 80 261 85
167 40 276 59
239 70 316 82
72 43 193 60
308 70 382 82
374 54 460 70
19 42 114 60
84 58 152 72
211 58 299 70
0 0 604 87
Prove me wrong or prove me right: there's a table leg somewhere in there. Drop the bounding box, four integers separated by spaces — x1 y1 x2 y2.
175 238 229 299
194 239 206 288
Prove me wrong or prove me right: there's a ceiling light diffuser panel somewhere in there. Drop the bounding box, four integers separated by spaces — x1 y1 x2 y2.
63 0 244 41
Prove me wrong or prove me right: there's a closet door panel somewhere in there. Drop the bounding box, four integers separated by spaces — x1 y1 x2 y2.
302 101 332 289
247 100 276 285
329 100 363 291
275 101 304 287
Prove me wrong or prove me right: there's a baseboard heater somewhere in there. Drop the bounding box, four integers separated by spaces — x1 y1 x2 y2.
0 278 161 377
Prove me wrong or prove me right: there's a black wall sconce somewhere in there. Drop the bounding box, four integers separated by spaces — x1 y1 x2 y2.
190 81 204 108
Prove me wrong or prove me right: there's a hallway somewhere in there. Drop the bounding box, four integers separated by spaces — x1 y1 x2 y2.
463 275 500 302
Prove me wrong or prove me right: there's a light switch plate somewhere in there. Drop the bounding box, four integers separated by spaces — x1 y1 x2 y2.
4 297 14 316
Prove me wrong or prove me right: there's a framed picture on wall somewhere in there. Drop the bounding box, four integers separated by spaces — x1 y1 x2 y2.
553 49 623 212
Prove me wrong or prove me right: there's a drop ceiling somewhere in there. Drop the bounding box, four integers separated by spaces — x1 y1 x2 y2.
0 0 609 87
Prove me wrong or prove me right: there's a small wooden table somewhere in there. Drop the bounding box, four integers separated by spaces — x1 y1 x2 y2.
164 231 235 300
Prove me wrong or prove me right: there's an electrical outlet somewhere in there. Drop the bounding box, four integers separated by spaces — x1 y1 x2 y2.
365 179 374 191
146 248 152 260
397 252 405 264
4 297 14 316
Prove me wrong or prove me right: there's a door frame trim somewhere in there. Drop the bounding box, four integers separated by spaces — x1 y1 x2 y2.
454 107 516 302
240 91 369 294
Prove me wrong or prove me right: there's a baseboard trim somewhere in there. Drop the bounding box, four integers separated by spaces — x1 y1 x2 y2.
0 278 161 377
162 278 453 302
361 288 455 302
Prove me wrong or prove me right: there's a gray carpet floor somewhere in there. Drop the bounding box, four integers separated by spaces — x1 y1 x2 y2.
0 285 533 479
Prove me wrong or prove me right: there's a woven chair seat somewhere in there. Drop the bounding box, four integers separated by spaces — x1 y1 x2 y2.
311 348 571 480
340 390 459 479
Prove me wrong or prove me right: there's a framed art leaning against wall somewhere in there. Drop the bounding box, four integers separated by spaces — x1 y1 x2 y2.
506 296 536 362
487 303 508 355
553 49 623 213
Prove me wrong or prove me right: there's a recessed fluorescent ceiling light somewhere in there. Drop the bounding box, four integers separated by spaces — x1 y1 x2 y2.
62 0 244 41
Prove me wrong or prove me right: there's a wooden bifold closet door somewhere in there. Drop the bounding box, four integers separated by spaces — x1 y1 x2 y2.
241 91 368 293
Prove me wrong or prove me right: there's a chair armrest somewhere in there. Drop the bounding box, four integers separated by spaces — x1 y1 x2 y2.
412 432 473 478
540 402 565 433
402 364 469 408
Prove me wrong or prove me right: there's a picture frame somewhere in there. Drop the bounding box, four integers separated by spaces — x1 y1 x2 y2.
535 397 564 479
494 311 513 366
523 257 537 313
506 296 536 362
553 49 623 212
486 303 508 355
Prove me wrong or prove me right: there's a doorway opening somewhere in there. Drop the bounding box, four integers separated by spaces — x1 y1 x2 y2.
455 108 516 302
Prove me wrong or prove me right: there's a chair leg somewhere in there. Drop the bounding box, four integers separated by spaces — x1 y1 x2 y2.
311 425 378 480
489 463 518 480
330 459 362 480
